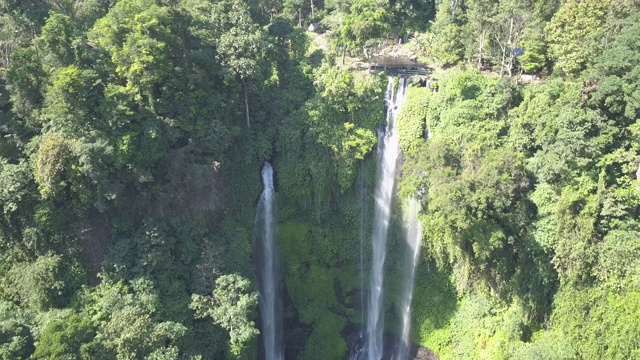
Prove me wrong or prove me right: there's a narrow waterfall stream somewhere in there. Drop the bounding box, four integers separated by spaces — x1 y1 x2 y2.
367 77 408 360
395 198 423 360
256 162 283 360
359 164 368 337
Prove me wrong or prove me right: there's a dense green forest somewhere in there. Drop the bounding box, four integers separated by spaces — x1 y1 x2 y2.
0 0 639 359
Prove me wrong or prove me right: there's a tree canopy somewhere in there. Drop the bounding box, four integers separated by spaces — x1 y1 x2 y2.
0 0 639 359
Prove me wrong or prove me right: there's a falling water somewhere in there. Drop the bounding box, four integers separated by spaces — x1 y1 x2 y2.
359 164 367 334
395 198 422 360
256 162 283 360
348 162 369 360
367 77 408 360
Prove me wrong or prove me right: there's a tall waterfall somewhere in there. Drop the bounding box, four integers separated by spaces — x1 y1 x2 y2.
367 77 408 360
349 162 369 360
256 162 283 360
395 198 422 360
359 165 368 334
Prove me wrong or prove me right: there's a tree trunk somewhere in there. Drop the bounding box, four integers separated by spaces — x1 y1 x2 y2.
499 17 514 78
241 77 250 129
500 42 506 78
478 31 485 70
506 17 514 78
310 0 315 23
508 54 514 77
450 0 459 18
342 47 346 65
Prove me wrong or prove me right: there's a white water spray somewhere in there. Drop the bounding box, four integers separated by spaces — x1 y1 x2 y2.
395 198 422 360
359 165 367 332
367 77 408 360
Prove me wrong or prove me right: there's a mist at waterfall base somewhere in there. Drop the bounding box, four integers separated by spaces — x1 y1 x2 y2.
254 162 283 360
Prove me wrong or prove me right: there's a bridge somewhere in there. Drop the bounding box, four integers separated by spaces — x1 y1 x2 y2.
366 56 431 76
368 64 430 76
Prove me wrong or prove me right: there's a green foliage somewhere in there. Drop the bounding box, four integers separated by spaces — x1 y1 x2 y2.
38 13 75 68
0 0 51 28
300 314 347 360
527 183 557 251
267 17 309 62
518 29 547 74
430 21 464 66
399 71 536 295
397 86 429 154
388 0 435 33
427 294 575 360
5 253 67 311
545 0 610 76
432 295 524 359
587 11 640 125
0 158 36 247
190 274 258 358
553 287 640 359
410 259 457 352
508 74 640 291
209 0 271 83
552 185 599 286
595 229 640 290
400 10 640 353
0 301 34 360
81 278 187 360
34 135 75 199
41 65 101 136
335 0 389 54
4 48 46 122
512 330 576 360
276 183 363 359
32 313 96 359
1 1 640 359
421 0 554 72
277 65 384 200
510 80 608 179
90 0 177 104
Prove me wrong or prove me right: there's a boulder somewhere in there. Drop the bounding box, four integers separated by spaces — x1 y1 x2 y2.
307 22 321 33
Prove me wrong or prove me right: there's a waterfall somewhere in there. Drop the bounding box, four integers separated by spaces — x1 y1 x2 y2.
367 77 408 360
359 164 367 335
256 162 283 360
395 198 422 360
348 163 369 360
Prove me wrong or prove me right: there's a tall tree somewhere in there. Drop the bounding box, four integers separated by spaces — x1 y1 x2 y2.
334 0 389 62
545 0 610 76
209 0 271 128
190 274 259 358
